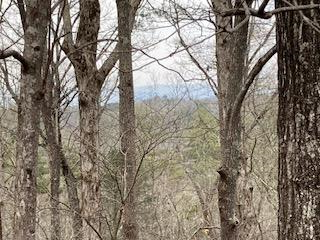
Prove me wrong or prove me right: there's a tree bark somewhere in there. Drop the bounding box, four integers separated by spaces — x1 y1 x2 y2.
71 1 102 238
214 1 253 239
276 1 320 239
78 78 102 240
116 0 139 239
42 69 61 240
13 1 50 239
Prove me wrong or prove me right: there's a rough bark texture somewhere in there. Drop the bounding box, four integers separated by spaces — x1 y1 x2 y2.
69 1 102 238
78 77 102 240
116 0 139 239
276 1 320 239
213 0 252 239
13 1 50 239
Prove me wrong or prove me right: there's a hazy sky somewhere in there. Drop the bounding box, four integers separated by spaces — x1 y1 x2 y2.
0 0 276 100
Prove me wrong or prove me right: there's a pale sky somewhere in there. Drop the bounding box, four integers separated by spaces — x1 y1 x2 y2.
0 0 276 100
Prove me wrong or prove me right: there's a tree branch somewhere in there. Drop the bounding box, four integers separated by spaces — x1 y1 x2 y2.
0 63 19 103
173 6 218 96
17 0 26 31
258 0 270 15
97 0 142 84
96 43 119 87
60 0 75 55
0 49 28 69
229 45 277 128
221 4 320 19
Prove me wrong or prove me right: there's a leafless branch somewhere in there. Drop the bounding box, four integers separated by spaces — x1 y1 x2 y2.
60 0 75 55
0 49 28 69
0 62 19 103
172 5 218 96
97 43 120 86
258 0 271 15
17 0 26 31
229 45 277 128
221 3 320 19
189 225 220 240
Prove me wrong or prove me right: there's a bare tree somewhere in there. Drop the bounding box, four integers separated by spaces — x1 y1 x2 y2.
276 1 320 239
212 2 255 238
164 0 276 238
60 0 141 238
0 0 51 239
116 0 139 239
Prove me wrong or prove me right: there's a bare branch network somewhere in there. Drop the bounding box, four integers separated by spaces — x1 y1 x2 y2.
220 3 320 19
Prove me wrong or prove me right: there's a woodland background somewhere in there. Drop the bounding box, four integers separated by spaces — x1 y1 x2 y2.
0 0 318 240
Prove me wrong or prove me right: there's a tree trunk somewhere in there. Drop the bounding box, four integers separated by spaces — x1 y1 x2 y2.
276 1 320 239
65 1 102 237
0 124 3 240
60 0 141 237
42 64 83 240
42 70 61 240
43 91 83 240
61 155 83 240
13 1 50 239
116 0 139 239
78 79 102 239
214 1 252 239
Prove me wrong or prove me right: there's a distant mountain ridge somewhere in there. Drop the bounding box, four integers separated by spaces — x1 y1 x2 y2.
107 83 216 103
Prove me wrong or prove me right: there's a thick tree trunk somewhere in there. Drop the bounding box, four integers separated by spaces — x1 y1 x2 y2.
214 1 252 239
13 1 50 239
0 203 2 240
78 80 102 239
116 0 139 239
276 1 320 239
68 1 102 237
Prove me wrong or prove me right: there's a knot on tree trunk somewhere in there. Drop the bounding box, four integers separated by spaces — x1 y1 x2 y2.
217 167 228 179
228 216 240 228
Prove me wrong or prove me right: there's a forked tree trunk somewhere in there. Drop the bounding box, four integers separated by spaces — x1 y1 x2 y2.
13 1 50 239
73 0 102 238
61 0 141 238
214 1 253 239
276 1 320 239
116 0 139 239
